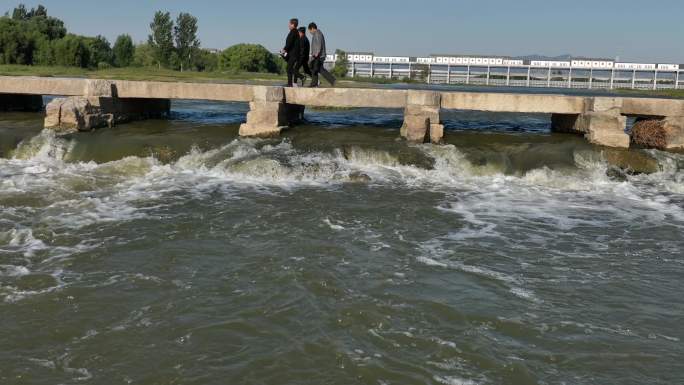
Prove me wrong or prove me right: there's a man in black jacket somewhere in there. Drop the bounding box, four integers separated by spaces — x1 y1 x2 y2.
280 18 299 87
293 27 311 86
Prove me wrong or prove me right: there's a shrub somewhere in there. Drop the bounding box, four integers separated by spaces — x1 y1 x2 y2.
218 44 281 73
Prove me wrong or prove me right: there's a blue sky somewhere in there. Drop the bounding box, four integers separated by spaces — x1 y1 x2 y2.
3 0 684 63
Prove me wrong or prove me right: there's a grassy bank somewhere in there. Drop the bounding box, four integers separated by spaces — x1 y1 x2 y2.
616 88 684 99
0 64 416 89
0 65 286 84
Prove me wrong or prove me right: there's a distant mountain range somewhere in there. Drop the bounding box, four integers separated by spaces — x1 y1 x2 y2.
515 54 574 61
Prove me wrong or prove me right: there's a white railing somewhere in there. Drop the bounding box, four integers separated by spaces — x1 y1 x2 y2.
331 61 683 90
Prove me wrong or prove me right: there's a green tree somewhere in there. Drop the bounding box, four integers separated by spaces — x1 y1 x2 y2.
218 44 280 73
192 49 219 72
53 34 90 67
174 12 200 72
33 38 54 65
332 49 349 78
113 34 135 67
29 5 47 18
148 11 174 68
0 4 65 65
0 17 39 64
29 8 65 40
132 42 156 67
87 35 112 67
11 4 28 20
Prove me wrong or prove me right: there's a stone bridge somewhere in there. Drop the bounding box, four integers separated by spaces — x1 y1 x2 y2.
1 76 683 150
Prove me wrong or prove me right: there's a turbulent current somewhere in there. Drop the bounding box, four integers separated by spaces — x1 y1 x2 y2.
1 100 683 385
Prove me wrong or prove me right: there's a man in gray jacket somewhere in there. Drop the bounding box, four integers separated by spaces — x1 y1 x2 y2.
308 22 326 87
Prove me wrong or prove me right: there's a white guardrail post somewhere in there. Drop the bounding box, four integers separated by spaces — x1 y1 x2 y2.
632 70 636 89
610 69 615 89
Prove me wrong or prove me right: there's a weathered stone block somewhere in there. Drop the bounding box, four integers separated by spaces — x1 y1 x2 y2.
401 115 429 143
58 97 91 132
44 96 170 134
239 123 283 137
84 79 115 98
579 113 629 148
44 99 62 128
252 86 285 103
245 109 284 127
430 124 445 144
402 102 443 144
407 90 441 107
239 101 302 138
588 97 623 113
405 105 440 122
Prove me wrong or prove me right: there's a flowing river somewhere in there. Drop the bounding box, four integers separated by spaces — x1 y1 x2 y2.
1 100 683 385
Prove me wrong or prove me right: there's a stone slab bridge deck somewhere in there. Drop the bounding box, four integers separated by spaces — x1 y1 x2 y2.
1 76 683 150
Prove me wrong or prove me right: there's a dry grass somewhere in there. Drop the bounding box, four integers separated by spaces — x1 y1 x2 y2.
631 119 667 149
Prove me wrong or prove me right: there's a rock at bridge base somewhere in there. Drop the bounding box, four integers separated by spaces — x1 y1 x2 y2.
580 113 630 148
631 117 684 150
551 100 629 149
401 91 443 144
0 94 43 112
44 96 170 134
239 102 304 138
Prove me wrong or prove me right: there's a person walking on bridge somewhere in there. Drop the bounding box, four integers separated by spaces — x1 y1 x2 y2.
294 27 311 87
308 22 326 88
281 18 300 87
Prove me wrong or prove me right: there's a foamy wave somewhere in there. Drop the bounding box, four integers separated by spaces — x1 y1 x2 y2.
0 228 47 257
2 132 683 239
0 264 31 277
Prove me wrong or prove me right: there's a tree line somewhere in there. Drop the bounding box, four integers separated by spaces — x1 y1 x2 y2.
0 4 343 76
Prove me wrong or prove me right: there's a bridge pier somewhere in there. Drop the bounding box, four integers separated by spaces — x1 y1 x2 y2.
0 93 43 112
43 80 170 134
239 86 304 138
551 98 630 148
45 96 170 134
401 90 444 144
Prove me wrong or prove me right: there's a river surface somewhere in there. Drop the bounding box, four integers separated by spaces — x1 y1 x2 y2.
1 100 683 385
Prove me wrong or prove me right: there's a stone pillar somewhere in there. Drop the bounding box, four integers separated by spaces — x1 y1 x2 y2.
631 116 684 150
551 97 629 148
44 96 170 134
239 86 304 137
401 90 444 144
0 94 43 112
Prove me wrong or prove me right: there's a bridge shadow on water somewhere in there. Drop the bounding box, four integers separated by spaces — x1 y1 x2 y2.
167 99 563 136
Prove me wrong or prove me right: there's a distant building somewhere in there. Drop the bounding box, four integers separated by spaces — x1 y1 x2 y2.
325 51 680 71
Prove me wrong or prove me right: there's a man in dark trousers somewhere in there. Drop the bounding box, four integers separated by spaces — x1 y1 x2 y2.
293 27 311 86
280 18 299 87
308 22 327 87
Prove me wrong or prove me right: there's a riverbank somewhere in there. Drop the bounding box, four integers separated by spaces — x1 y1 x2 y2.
0 65 285 83
617 88 684 99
